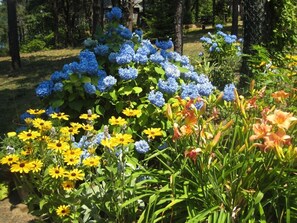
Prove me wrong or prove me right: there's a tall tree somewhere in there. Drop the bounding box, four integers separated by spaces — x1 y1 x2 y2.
231 0 238 35
92 0 104 36
174 0 184 54
7 0 21 69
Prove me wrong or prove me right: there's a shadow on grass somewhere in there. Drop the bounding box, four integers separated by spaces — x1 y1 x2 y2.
0 53 80 136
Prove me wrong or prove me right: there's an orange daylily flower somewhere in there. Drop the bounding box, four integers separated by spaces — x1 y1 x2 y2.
271 90 289 102
185 148 202 164
172 123 182 141
267 109 297 129
249 123 272 141
263 129 291 150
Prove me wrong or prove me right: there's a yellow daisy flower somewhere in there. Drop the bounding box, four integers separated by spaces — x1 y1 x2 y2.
18 130 41 141
70 122 82 129
81 123 94 131
60 126 80 135
0 154 19 165
143 128 163 139
48 166 65 179
56 205 70 217
65 169 85 181
63 155 80 166
21 148 33 156
27 109 46 115
63 148 83 157
61 181 75 191
114 133 134 146
79 113 99 121
109 116 127 126
10 161 33 173
32 118 52 130
24 118 33 125
50 112 69 120
48 140 70 153
30 160 43 173
83 156 101 167
101 137 119 148
122 108 141 117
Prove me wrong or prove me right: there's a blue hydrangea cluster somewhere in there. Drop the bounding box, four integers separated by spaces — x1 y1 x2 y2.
106 7 122 21
94 44 109 56
119 67 138 80
223 83 236 101
84 83 97 95
158 77 178 94
148 91 165 107
155 39 173 50
36 80 54 98
134 140 150 154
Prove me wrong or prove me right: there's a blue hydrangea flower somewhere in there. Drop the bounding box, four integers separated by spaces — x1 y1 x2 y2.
223 83 236 101
135 140 150 154
149 53 165 64
106 7 122 21
103 75 117 88
36 80 54 98
133 53 148 64
119 67 138 80
181 83 200 99
84 83 96 95
50 71 69 82
163 62 180 79
53 82 64 92
155 39 173 50
117 26 133 39
148 90 165 107
158 77 178 94
198 82 214 96
217 31 227 37
140 40 157 55
215 24 223 30
116 53 133 65
200 36 212 44
134 29 143 38
108 52 118 63
94 44 109 56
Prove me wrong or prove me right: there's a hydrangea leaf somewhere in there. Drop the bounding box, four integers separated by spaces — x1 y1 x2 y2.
133 87 143 94
118 86 133 95
0 183 8 200
52 99 64 108
81 76 92 83
154 67 165 75
177 66 189 74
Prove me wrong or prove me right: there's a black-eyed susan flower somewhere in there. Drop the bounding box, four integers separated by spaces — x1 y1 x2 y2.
108 116 127 126
50 112 69 120
48 140 70 153
143 128 163 139
63 148 83 157
114 133 134 146
81 123 94 131
79 113 99 121
56 205 70 217
61 181 75 191
122 108 141 117
27 109 46 115
30 160 43 173
82 156 101 167
32 118 52 130
10 161 33 173
0 154 19 165
18 130 41 141
48 166 65 179
101 137 119 149
63 155 80 166
60 126 80 135
65 169 85 181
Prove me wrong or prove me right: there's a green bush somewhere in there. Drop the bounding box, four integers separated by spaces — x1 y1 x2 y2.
21 39 47 53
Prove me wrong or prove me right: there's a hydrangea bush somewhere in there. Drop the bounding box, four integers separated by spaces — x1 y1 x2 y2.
198 24 242 90
35 7 217 135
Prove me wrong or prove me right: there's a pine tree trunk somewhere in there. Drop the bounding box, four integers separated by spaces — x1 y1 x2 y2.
7 0 21 70
174 0 184 54
92 0 104 36
231 0 238 35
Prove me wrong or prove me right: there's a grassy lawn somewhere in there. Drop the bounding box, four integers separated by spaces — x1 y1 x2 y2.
0 24 242 136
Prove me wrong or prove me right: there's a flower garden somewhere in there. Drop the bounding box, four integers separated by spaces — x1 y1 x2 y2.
1 7 297 223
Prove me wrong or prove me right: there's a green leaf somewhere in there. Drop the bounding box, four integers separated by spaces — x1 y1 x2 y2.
118 86 133 95
133 86 143 94
69 100 83 112
109 90 118 101
51 99 64 108
178 66 189 73
115 101 124 113
81 76 91 83
154 67 165 75
0 183 8 200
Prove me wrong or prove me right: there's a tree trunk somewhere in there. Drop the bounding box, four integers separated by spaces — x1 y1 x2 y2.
174 0 184 54
212 0 215 27
52 0 60 47
7 0 21 70
231 0 238 35
92 0 104 36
